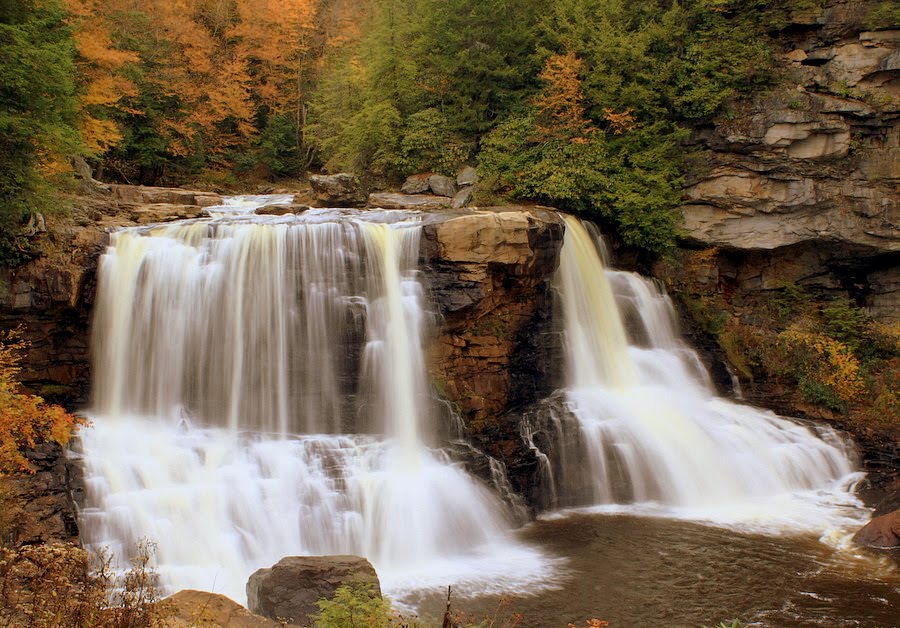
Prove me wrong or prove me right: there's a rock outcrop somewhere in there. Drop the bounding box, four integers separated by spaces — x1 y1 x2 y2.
368 192 452 210
422 207 565 467
309 173 366 207
0 443 80 546
679 6 899 324
397 168 476 207
246 555 380 626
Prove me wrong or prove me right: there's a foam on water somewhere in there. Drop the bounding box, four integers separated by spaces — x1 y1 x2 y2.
527 215 870 540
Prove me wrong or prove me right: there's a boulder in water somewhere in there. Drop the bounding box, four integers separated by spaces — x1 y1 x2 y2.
852 510 900 549
162 590 280 627
246 555 381 625
309 173 366 207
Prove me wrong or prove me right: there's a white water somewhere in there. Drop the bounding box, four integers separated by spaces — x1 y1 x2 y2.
530 216 867 536
80 201 553 604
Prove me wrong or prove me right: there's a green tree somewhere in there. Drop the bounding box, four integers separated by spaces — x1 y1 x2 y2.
0 0 79 266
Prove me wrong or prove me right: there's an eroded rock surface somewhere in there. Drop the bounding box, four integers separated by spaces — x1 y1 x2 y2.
368 192 451 210
422 207 565 431
162 590 282 627
682 10 899 259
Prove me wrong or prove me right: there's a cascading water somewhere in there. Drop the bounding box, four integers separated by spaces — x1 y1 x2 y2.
525 215 865 532
79 203 551 604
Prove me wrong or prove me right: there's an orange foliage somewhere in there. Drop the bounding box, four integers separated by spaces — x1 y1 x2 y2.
0 329 86 474
66 0 334 162
532 50 595 143
65 0 140 154
602 107 636 134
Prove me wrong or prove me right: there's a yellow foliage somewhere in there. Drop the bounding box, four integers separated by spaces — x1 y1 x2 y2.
0 329 87 475
777 328 865 402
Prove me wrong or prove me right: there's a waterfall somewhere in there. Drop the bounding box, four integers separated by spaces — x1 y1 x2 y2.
528 215 864 530
80 205 551 603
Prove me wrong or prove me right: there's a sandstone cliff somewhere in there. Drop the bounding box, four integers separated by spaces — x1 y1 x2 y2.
678 2 898 321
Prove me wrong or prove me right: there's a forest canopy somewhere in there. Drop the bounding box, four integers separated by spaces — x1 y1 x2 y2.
0 0 844 258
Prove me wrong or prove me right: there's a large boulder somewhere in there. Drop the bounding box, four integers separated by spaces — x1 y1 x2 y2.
428 174 458 197
246 555 380 626
451 186 474 209
309 173 366 207
435 211 536 264
852 510 900 549
129 204 205 224
162 590 280 627
368 192 451 210
109 184 222 207
400 173 433 194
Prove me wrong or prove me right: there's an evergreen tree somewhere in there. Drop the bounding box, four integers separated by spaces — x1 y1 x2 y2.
0 0 79 266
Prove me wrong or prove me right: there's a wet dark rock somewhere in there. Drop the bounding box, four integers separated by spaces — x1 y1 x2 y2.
852 510 900 549
2 443 81 547
246 555 380 626
256 203 310 216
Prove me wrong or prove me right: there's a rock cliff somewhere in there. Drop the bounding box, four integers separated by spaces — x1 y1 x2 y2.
666 0 900 507
678 3 899 322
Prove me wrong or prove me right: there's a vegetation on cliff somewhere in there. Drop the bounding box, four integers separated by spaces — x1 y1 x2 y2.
0 328 84 475
672 251 900 434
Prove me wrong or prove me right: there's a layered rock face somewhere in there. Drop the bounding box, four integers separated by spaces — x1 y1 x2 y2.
680 5 899 322
422 208 565 428
665 1 900 510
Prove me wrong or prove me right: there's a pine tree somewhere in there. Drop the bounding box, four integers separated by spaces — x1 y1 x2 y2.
0 0 80 265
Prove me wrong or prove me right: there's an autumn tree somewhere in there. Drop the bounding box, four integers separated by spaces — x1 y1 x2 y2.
64 0 139 155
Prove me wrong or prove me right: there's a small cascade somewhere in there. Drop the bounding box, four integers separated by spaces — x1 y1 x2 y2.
80 202 551 603
529 215 863 529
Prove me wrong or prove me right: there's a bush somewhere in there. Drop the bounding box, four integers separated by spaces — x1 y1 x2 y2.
0 540 161 627
313 582 405 628
0 328 86 474
398 108 469 176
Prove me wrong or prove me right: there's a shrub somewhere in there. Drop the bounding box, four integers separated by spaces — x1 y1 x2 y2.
0 328 87 474
398 108 469 177
821 297 869 354
313 582 405 628
0 540 161 627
